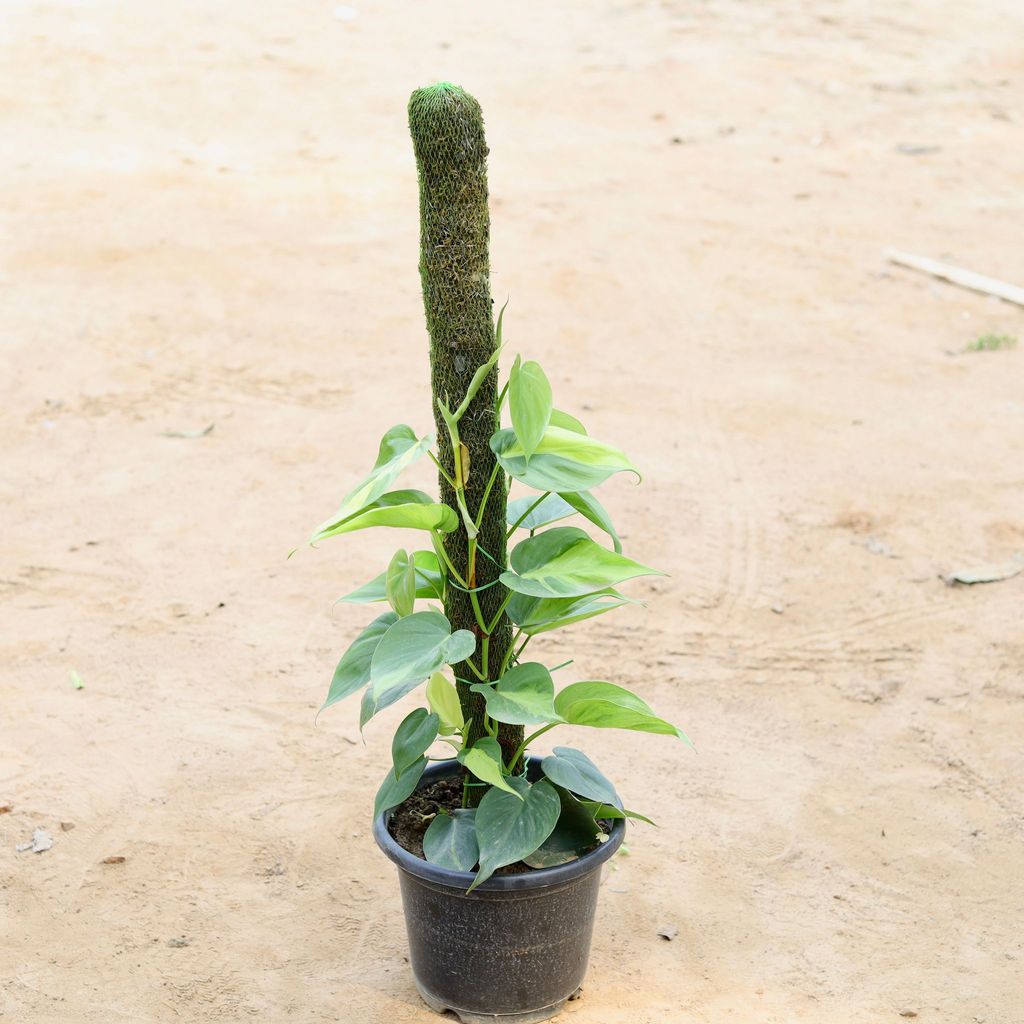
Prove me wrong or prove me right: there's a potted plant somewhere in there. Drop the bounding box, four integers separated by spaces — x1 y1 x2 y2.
300 82 687 1023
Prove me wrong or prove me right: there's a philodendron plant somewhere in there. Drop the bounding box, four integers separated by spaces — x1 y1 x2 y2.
303 83 686 892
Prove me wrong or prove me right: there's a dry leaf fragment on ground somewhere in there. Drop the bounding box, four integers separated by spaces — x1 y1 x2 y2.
101 855 126 864
0 803 12 814
60 820 75 831
942 554 1024 586
159 423 215 439
658 925 678 941
167 937 191 948
16 829 54 853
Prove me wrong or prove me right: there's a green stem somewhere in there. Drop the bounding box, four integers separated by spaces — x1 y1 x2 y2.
498 628 525 677
485 590 515 636
506 492 550 538
510 722 559 770
475 463 502 531
431 532 468 588
427 449 456 488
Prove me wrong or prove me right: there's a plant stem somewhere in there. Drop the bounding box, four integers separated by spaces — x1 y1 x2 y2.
509 722 559 770
506 491 551 538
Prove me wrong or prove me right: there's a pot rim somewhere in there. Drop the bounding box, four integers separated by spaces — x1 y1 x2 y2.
373 755 627 892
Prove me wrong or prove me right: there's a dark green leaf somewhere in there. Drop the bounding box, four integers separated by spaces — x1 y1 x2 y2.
391 708 440 778
373 756 427 819
523 786 604 868
470 663 560 725
423 809 479 871
541 746 619 804
320 611 398 716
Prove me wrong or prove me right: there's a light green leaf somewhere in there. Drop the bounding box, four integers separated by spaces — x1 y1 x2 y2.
490 425 638 492
320 611 398 716
580 801 656 827
523 786 603 868
311 425 433 539
373 756 427 819
506 493 575 532
391 708 440 778
423 809 479 871
502 527 664 599
458 737 520 798
312 490 458 543
554 680 688 741
549 409 586 434
541 746 618 804
559 490 622 553
509 356 552 461
339 550 445 605
385 549 417 617
426 671 464 734
507 590 635 636
470 663 560 725
470 777 561 891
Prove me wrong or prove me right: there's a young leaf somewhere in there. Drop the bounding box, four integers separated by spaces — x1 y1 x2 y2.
548 409 587 434
391 708 440 778
553 680 688 741
509 356 553 461
385 549 417 617
580 801 656 827
310 426 433 539
507 590 635 636
523 786 603 868
320 611 398 715
339 550 444 604
559 490 622 553
373 756 428 819
506 493 575 532
490 425 638 492
470 662 560 725
312 490 458 543
426 671 464 734
458 737 520 798
470 777 561 891
423 809 479 871
541 746 619 805
502 527 665 599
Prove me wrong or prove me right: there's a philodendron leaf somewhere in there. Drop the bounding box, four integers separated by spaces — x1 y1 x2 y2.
523 786 604 868
426 671 464 735
470 662 560 725
490 425 638 492
507 590 635 636
559 490 622 553
311 425 433 539
385 549 417 617
509 356 553 461
553 680 689 742
502 527 665 599
312 490 458 543
580 801 656 827
339 550 445 605
361 612 476 725
548 409 586 434
458 737 520 798
506 493 575 532
470 777 561 891
423 809 479 871
541 747 619 805
391 708 440 778
320 611 398 716
373 756 428 819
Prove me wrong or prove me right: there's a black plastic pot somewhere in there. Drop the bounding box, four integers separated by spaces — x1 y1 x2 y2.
373 757 626 1024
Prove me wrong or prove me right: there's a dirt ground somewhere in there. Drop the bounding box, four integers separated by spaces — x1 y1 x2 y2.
2 1 1023 1021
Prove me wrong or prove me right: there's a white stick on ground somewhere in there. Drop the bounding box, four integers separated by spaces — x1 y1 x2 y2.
887 249 1024 308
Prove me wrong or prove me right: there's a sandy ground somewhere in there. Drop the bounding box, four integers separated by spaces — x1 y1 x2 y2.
2 1 1023 1021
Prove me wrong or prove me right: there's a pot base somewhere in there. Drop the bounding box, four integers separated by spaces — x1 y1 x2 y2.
416 979 580 1024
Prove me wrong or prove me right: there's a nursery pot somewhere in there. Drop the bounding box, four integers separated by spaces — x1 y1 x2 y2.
373 757 626 1024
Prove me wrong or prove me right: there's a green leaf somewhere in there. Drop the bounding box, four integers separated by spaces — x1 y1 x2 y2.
470 777 561 891
320 611 398 716
507 590 635 636
339 550 445 605
502 527 664 599
509 356 553 461
311 425 433 538
458 737 520 798
490 425 638 492
362 612 476 725
553 680 688 741
579 801 656 827
423 809 479 871
549 409 586 434
385 549 417 617
426 671 464 734
470 663 560 725
391 708 440 778
312 490 458 543
541 746 618 804
506 493 575 532
373 756 427 819
559 490 622 553
523 786 604 868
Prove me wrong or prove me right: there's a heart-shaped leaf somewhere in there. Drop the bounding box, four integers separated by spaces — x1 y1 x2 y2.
391 708 440 778
554 680 688 741
385 549 417 617
339 550 445 605
373 756 427 819
312 490 458 543
470 663 560 725
490 425 638 492
426 671 464 734
541 746 619 804
548 409 586 434
470 777 561 891
502 527 664 599
506 493 575 532
507 590 635 635
319 611 398 716
509 356 552 460
423 809 479 871
523 786 604 868
559 490 622 553
458 737 520 798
